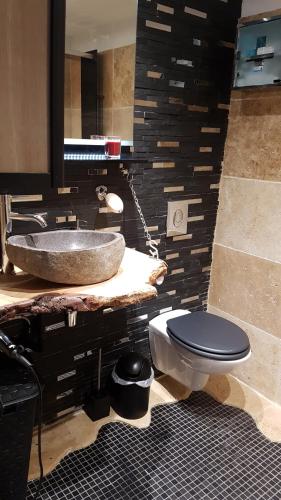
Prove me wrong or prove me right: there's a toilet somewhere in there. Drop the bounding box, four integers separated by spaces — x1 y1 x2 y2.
149 310 251 391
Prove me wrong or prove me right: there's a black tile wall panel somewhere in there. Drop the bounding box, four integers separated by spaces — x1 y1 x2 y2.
1 0 242 422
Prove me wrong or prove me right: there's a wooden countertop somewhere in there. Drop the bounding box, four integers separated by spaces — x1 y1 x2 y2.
0 248 167 321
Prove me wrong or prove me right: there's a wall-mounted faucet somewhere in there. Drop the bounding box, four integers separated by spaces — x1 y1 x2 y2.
0 194 47 274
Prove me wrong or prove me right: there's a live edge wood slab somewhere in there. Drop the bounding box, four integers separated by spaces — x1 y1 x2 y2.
0 248 167 322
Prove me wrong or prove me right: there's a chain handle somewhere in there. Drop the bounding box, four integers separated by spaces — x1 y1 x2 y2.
120 165 159 260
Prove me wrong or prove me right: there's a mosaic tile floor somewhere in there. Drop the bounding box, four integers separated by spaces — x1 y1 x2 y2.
27 392 281 500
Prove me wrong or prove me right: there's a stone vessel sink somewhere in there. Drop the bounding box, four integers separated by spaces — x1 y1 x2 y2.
6 230 125 285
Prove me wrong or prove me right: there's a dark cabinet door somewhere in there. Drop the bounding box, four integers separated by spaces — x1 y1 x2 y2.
0 0 65 194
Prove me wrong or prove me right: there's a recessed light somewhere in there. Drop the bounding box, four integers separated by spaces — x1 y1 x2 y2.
263 17 269 21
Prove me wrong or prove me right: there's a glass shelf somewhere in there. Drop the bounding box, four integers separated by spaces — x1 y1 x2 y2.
245 53 274 63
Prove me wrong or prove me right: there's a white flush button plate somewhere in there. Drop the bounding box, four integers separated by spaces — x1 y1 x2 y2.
167 200 189 237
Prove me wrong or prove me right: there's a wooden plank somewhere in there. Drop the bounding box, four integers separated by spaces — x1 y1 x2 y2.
0 249 167 322
0 0 49 173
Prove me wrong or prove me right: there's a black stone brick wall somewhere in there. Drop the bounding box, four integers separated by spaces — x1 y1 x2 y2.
4 0 241 422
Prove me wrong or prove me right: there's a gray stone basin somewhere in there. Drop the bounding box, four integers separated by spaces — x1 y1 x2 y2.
6 230 125 285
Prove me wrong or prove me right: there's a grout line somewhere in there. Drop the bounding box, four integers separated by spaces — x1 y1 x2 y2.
223 175 281 185
207 304 281 344
213 242 281 265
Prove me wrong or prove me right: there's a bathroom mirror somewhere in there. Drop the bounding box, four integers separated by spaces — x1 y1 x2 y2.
64 0 138 142
234 15 281 88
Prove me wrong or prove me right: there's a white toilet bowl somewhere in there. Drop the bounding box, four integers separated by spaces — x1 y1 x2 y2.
149 309 251 391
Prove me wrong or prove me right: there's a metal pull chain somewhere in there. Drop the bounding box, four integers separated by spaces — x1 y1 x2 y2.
120 165 159 260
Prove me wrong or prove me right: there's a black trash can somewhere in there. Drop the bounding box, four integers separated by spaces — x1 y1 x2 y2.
0 356 39 500
110 352 154 419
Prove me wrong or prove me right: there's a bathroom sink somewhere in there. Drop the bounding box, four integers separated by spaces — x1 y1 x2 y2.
6 230 125 285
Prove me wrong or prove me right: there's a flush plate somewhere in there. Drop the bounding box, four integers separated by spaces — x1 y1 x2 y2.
167 200 189 237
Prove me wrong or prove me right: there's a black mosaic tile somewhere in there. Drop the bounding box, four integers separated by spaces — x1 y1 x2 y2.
27 393 281 500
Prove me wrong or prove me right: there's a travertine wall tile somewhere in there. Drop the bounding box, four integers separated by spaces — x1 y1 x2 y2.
64 108 72 138
64 55 82 138
224 88 281 181
113 45 135 108
112 107 134 141
69 57 81 109
215 177 281 263
64 108 82 139
99 50 114 109
209 244 281 340
208 306 281 404
65 46 135 140
100 44 135 139
209 76 281 404
70 108 82 139
102 108 113 136
64 57 71 109
241 6 281 24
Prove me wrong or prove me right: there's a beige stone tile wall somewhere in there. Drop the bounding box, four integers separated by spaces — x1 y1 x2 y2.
223 88 281 181
209 81 281 404
99 44 136 140
210 245 281 339
208 306 281 405
64 55 82 138
215 176 281 263
64 46 135 140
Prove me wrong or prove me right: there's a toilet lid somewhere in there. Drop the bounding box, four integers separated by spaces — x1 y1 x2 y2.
167 312 250 360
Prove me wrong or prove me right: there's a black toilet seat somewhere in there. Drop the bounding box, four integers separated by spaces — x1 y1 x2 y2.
166 312 250 361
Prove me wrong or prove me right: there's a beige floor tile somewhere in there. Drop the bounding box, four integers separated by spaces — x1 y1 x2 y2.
29 377 189 480
276 377 281 407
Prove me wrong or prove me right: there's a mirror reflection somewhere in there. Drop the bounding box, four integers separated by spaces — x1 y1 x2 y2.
65 0 138 142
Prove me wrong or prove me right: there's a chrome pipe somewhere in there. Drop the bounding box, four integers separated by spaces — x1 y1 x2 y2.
9 212 47 228
0 195 10 274
67 310 78 328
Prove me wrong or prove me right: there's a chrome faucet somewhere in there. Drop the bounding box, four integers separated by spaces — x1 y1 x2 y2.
0 194 47 274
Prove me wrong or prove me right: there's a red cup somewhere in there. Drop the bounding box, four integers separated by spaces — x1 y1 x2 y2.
105 136 121 159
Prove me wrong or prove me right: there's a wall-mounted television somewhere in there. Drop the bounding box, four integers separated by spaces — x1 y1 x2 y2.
234 16 281 88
